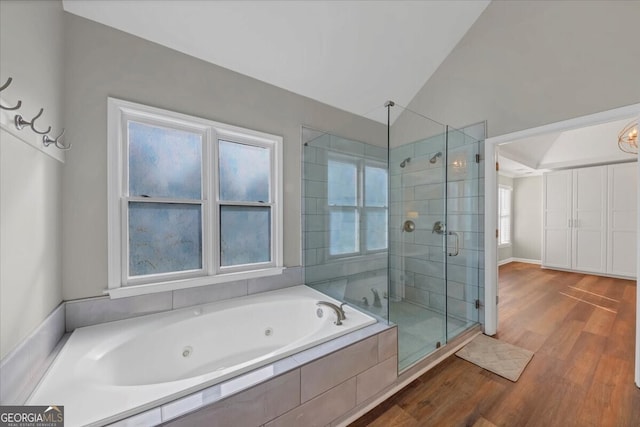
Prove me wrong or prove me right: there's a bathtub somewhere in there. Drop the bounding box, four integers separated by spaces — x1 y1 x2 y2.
27 285 376 426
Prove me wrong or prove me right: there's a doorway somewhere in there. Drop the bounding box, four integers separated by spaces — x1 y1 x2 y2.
483 103 640 385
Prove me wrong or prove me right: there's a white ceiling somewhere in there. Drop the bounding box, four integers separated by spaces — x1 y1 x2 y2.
62 0 490 124
498 118 636 177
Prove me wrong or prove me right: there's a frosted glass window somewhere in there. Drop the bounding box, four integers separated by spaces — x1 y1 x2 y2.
110 98 282 292
219 140 270 202
330 210 358 255
128 121 202 199
220 206 271 266
129 202 202 276
366 210 388 251
328 160 357 206
365 166 388 207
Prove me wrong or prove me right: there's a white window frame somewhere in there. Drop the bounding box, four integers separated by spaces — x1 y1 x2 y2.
107 98 283 298
498 184 512 248
327 153 388 259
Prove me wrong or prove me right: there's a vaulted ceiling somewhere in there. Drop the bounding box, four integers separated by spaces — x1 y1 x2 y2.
62 0 490 124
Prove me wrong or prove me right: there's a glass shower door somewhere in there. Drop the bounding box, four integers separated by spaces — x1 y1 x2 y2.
390 106 484 371
445 126 482 340
389 109 449 370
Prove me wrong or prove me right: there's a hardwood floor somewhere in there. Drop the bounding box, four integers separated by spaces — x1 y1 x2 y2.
349 263 639 427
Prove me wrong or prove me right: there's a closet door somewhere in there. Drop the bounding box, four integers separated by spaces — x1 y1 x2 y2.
607 163 637 277
542 171 572 269
572 166 607 273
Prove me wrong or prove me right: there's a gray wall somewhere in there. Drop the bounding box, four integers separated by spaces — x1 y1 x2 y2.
396 0 640 139
0 0 65 358
497 174 513 263
513 176 542 261
61 13 385 300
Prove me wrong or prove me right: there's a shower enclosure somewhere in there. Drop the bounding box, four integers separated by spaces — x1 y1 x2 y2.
302 103 485 371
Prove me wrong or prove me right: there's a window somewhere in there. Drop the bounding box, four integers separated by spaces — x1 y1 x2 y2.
498 185 512 247
108 98 283 297
327 155 388 257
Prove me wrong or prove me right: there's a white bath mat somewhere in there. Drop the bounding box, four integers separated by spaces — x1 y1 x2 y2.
455 334 533 382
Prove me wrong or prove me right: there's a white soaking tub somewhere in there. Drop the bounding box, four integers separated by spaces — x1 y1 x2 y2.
28 285 376 426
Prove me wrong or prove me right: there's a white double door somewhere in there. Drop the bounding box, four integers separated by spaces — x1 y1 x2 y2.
543 163 637 277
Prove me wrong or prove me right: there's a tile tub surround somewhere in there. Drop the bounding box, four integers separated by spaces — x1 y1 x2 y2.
0 304 65 404
66 266 303 331
162 325 398 427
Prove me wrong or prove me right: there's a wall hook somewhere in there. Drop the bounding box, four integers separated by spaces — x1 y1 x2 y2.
43 128 70 150
0 77 22 111
15 108 51 135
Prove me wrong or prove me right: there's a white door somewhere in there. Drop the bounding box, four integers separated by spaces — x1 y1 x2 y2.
543 171 572 269
607 162 638 277
572 166 607 273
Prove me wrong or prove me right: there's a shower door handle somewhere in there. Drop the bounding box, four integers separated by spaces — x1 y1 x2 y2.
447 231 460 257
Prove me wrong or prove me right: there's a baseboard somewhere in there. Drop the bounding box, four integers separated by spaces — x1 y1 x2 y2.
511 258 541 265
499 257 541 266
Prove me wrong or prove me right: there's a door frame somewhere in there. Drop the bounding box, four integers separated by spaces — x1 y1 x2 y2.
483 103 640 385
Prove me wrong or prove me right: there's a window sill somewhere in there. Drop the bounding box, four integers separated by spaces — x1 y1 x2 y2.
106 267 285 299
498 243 512 249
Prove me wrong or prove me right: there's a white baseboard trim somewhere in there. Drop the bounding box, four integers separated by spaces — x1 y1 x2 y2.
499 257 541 266
512 257 541 265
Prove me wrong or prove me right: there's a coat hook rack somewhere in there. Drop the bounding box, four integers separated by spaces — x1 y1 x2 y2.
15 108 52 135
0 77 22 110
2 76 71 151
43 128 71 150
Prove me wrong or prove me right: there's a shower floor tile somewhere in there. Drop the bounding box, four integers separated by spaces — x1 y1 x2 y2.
390 300 473 370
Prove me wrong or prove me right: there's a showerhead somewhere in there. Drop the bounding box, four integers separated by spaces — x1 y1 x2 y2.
429 152 442 164
400 157 411 168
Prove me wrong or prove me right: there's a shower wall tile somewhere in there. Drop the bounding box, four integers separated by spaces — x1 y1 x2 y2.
448 264 480 286
331 136 365 155
414 230 442 246
428 293 444 312
414 275 445 294
447 297 476 320
305 231 325 249
365 144 388 160
414 183 445 200
303 249 318 266
404 286 430 307
304 214 325 232
389 144 414 165
65 292 172 331
304 180 326 198
303 197 317 214
173 280 248 309
303 163 327 182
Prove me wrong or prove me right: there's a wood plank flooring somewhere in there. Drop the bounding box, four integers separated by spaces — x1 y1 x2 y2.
349 263 639 427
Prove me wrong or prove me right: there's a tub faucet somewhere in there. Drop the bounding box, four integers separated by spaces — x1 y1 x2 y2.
371 288 382 308
317 301 347 325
